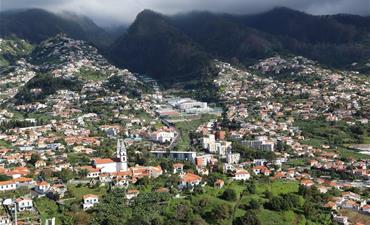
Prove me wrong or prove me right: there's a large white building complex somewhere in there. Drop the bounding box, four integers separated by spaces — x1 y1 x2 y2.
168 98 209 114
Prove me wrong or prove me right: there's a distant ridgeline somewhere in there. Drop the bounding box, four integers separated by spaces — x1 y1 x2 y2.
1 8 370 86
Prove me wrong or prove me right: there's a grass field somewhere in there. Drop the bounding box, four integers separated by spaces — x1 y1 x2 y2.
258 209 298 225
35 197 63 224
255 180 299 196
67 184 107 200
174 114 216 151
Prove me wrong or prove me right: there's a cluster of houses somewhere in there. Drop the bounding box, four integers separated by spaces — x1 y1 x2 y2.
0 35 369 224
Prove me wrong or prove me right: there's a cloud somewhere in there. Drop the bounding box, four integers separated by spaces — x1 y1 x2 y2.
1 0 369 26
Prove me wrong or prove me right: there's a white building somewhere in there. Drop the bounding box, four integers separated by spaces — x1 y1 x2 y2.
232 169 250 181
242 136 275 151
35 181 50 194
226 151 240 164
150 131 175 143
0 181 16 192
179 173 202 190
16 198 33 211
202 134 231 156
83 194 99 210
92 139 128 173
151 150 196 162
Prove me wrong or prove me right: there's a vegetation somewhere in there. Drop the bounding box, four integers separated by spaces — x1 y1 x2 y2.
174 114 216 151
0 9 112 47
109 10 214 85
77 66 107 81
15 72 83 104
0 37 33 66
76 179 335 225
295 119 370 159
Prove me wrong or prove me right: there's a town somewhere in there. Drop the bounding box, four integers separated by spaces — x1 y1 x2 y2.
0 34 369 225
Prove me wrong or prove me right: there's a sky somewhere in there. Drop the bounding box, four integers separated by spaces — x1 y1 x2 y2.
1 0 369 26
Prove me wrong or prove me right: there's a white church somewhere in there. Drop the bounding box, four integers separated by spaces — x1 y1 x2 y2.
92 139 128 173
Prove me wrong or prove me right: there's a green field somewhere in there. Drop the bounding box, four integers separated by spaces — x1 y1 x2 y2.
67 184 107 200
35 197 63 224
174 114 216 151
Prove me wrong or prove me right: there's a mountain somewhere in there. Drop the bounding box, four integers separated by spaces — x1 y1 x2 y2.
103 24 128 42
237 7 368 44
110 10 213 84
231 8 370 69
3 8 368 85
0 9 112 48
170 12 282 65
110 8 369 84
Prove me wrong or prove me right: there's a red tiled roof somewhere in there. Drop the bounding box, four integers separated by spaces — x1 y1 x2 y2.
93 158 114 164
181 173 202 183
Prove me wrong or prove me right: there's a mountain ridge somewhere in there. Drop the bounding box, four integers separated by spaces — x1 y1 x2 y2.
2 7 369 84
0 8 113 48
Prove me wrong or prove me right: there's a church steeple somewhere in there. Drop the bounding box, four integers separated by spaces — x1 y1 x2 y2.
117 139 127 163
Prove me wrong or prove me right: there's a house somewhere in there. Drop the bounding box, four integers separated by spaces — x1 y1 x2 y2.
80 166 101 178
214 179 224 189
300 179 314 187
35 181 50 194
342 192 362 202
333 215 348 225
173 163 184 174
323 201 337 210
112 177 129 188
83 194 99 210
232 169 250 181
126 189 140 200
14 177 34 188
342 199 360 210
0 180 16 191
318 186 329 194
16 198 33 211
361 204 370 214
179 173 202 189
7 167 30 179
252 166 271 176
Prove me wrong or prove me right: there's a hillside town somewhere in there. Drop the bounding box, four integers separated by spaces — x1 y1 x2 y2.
0 35 368 225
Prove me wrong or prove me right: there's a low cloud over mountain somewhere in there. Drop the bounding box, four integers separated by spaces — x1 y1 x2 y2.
1 0 369 26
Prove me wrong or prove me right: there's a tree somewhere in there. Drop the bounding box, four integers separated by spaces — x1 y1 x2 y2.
57 168 75 183
245 183 256 194
78 169 88 178
221 188 238 201
29 153 41 165
90 190 132 225
248 199 260 210
233 210 261 225
303 202 317 219
0 174 12 181
40 168 53 180
212 204 232 221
